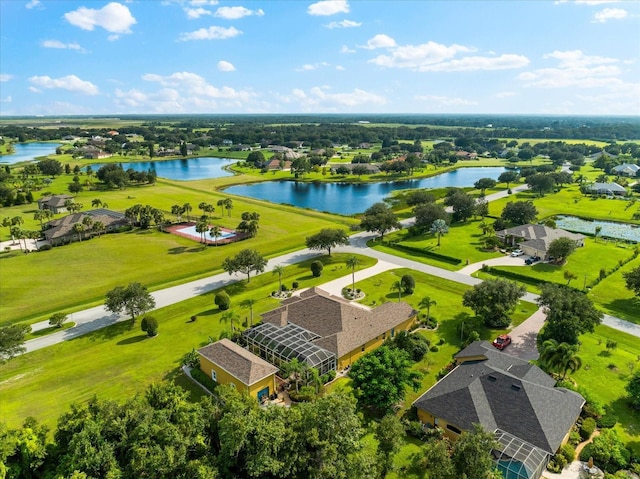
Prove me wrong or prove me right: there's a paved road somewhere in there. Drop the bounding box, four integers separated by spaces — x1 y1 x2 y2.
22 182 640 353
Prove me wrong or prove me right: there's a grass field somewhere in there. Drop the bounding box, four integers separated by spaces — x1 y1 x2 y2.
0 253 375 429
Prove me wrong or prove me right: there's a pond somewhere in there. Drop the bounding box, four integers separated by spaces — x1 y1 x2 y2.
0 142 61 164
225 167 509 215
101 157 239 181
555 215 640 243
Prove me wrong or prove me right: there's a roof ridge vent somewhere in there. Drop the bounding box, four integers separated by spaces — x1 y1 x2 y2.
487 375 497 382
511 384 521 391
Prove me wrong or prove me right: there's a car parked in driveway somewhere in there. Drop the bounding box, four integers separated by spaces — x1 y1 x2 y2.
492 334 512 350
510 249 524 257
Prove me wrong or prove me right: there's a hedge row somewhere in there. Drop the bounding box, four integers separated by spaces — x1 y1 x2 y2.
190 368 217 394
386 243 462 265
482 266 556 287
586 247 639 289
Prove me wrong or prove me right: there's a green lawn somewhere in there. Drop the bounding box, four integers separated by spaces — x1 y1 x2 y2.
0 253 375 429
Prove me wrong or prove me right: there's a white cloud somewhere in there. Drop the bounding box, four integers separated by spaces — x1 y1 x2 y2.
283 86 385 111
178 25 241 41
0 74 13 82
28 75 99 95
0 96 12 103
419 54 530 72
64 2 136 34
556 0 620 4
107 34 120 41
308 0 349 16
214 6 264 19
189 0 218 5
545 50 618 67
325 19 361 28
185 7 211 19
29 86 41 93
25 0 41 9
296 62 330 72
361 34 396 50
340 45 355 54
415 95 478 106
217 60 236 72
335 65 345 71
593 7 627 22
495 91 517 98
42 40 86 52
141 71 253 101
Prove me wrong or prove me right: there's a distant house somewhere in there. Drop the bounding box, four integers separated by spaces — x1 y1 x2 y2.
337 163 380 174
612 163 640 177
106 130 119 136
43 209 129 245
37 194 74 214
243 287 417 372
413 341 584 479
266 158 292 170
222 139 233 146
197 338 278 402
586 182 626 196
588 151 617 161
495 224 585 259
455 150 478 160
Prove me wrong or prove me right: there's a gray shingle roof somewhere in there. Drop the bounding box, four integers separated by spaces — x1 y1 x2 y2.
415 341 584 454
495 224 585 254
198 338 278 386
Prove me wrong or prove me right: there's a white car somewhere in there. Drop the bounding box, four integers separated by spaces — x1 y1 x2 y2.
510 249 524 257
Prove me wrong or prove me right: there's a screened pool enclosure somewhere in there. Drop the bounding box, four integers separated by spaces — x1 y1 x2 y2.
242 322 337 376
493 429 549 479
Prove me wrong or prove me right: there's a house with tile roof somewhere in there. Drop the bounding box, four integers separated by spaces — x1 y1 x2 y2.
413 341 584 479
244 287 417 371
37 194 74 214
586 182 627 196
495 224 585 259
43 209 129 245
198 338 279 402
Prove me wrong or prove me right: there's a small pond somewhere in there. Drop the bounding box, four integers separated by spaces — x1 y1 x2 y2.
555 215 640 242
100 157 239 181
0 142 61 164
225 167 509 215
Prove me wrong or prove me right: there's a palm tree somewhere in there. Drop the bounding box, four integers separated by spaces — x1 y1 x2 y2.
82 216 93 240
539 339 582 380
195 219 209 244
286 358 303 393
419 296 437 321
33 210 45 228
91 198 102 208
182 202 192 222
220 310 239 334
239 298 256 327
171 204 183 222
272 265 285 293
391 281 403 301
209 225 222 245
73 223 84 242
10 226 24 251
346 255 361 293
594 225 602 242
430 219 449 247
564 270 577 286
2 217 11 241
92 221 106 238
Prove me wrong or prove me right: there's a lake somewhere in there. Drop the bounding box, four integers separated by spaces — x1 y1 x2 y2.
103 157 239 181
0 142 61 164
225 167 509 215
555 215 640 243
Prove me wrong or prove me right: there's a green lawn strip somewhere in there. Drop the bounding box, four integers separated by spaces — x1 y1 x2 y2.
572 325 640 452
588 255 640 323
0 253 374 429
25 322 75 339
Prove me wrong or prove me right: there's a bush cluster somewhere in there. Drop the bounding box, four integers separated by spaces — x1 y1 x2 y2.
386 243 462 265
190 368 217 393
586 247 639 289
579 417 596 441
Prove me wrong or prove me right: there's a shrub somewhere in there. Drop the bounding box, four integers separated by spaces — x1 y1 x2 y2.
289 385 316 403
141 316 158 337
215 291 231 310
597 412 618 429
310 260 324 277
569 431 581 447
39 244 52 251
580 417 596 440
429 345 439 353
280 284 287 292
190 368 217 393
401 274 415 294
404 420 429 441
292 281 299 289
437 338 445 346
547 453 567 473
182 349 200 368
559 443 576 463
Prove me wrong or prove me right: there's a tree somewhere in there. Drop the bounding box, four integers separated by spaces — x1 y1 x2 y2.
237 211 260 237
501 201 538 225
0 324 31 362
182 202 192 222
215 291 231 310
305 228 349 256
462 279 526 328
37 159 63 177
195 219 209 244
391 281 403 301
240 298 256 327
349 345 421 412
359 202 401 240
375 414 404 477
346 255 361 292
527 173 555 196
451 424 501 479
104 282 156 322
220 310 239 334
91 198 102 208
473 178 497 195
92 221 105 238
284 358 303 392
623 265 640 298
310 260 324 277
216 198 233 217
140 316 158 337
626 371 640 410
401 274 415 294
406 190 435 206
547 237 577 264
430 219 449 247
444 190 475 222
419 296 437 321
538 339 582 379
209 225 222 245
412 437 455 479
564 270 578 286
222 249 267 282
498 170 519 189
537 284 603 344
272 265 285 292
413 203 448 232
49 312 67 328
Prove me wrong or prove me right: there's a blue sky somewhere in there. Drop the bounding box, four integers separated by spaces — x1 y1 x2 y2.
1 0 639 116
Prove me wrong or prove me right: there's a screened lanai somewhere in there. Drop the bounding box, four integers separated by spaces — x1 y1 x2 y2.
493 429 550 479
242 322 337 376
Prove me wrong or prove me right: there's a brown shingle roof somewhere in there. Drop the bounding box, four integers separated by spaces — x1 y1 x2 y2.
261 288 416 358
198 338 278 386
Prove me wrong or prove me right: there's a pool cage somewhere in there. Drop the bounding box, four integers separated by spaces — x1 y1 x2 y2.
493 429 550 479
242 322 337 376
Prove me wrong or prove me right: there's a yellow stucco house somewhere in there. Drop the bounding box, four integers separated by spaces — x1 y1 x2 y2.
198 338 279 402
243 287 418 373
